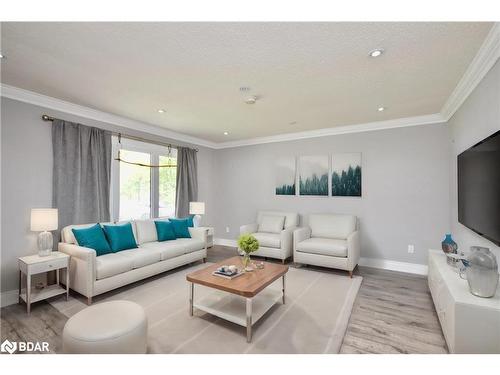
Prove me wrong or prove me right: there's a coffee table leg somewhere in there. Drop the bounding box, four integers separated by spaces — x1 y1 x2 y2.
282 274 286 304
246 298 252 343
189 282 194 316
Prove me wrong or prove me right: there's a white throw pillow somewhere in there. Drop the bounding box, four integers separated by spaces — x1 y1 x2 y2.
134 219 158 244
258 215 285 234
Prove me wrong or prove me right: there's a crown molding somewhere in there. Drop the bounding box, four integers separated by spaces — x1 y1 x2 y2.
0 84 219 149
213 113 445 149
1 83 445 150
441 22 500 121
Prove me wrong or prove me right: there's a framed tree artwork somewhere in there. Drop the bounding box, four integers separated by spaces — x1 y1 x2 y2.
331 153 362 197
275 156 296 195
299 155 329 196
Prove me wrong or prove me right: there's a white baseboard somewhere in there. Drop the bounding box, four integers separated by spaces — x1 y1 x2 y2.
213 238 428 275
214 238 238 247
359 257 428 275
1 289 19 308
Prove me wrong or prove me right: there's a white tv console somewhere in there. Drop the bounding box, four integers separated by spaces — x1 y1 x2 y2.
427 249 500 353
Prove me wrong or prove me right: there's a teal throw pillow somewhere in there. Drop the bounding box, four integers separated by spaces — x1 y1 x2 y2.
155 220 177 241
168 218 191 238
72 224 112 256
186 215 195 227
102 222 138 252
171 216 194 227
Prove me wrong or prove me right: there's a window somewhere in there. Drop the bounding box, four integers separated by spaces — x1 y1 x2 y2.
111 137 177 221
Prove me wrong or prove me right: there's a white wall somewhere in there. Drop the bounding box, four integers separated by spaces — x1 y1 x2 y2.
213 123 451 265
448 59 500 260
1 97 53 297
0 97 215 293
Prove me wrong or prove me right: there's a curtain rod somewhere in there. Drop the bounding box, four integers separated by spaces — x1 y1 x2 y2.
41 114 199 152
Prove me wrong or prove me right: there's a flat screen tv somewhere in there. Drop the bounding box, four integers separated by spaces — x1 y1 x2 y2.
458 130 500 246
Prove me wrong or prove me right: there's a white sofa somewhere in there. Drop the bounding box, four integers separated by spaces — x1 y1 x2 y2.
239 211 299 263
59 219 207 304
293 214 360 277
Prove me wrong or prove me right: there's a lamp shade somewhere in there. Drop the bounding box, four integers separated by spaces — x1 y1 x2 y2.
189 202 205 215
30 208 58 231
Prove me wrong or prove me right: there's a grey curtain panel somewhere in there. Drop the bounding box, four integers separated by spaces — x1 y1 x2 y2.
52 120 112 234
175 147 198 217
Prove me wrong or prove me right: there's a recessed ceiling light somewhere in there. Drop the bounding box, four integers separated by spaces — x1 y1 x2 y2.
157 109 165 113
223 131 229 136
289 121 297 125
378 107 386 112
239 86 251 92
369 49 384 58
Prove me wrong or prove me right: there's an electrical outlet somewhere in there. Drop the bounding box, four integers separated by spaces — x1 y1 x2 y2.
225 226 230 233
408 245 415 254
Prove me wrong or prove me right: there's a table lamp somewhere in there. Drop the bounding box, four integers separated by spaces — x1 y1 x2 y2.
30 208 58 256
189 202 205 227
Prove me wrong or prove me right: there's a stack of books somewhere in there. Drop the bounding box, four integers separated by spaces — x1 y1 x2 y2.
212 265 243 279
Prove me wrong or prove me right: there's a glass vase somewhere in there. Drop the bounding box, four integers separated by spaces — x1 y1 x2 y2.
465 246 499 298
242 253 252 272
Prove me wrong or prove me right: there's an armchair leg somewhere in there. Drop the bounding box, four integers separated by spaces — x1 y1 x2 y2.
349 271 353 278
202 258 206 263
87 296 92 305
282 259 285 265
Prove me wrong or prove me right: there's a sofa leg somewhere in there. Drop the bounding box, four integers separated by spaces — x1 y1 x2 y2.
349 271 353 278
87 296 92 305
282 259 285 265
202 258 206 263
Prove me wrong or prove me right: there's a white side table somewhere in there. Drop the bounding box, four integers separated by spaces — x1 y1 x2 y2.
197 226 214 248
18 252 70 314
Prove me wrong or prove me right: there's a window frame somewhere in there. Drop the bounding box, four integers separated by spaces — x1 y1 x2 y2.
110 136 177 222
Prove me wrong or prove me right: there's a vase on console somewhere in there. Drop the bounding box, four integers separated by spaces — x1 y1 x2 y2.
461 246 499 298
441 234 459 267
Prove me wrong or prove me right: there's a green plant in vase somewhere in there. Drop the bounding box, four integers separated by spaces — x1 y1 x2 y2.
237 233 259 272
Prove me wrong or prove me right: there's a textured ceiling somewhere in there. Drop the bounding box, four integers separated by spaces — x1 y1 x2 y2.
0 22 492 142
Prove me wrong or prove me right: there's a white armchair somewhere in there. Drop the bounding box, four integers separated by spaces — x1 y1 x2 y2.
239 211 299 263
293 214 360 277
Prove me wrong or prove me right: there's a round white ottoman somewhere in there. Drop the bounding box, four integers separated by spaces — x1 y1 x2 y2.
62 300 148 354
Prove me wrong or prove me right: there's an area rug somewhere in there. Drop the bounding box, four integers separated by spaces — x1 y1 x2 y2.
49 263 362 353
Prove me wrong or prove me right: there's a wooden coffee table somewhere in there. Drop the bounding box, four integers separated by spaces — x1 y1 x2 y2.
186 256 288 342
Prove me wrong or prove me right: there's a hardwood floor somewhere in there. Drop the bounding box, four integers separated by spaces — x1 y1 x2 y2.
340 266 447 353
1 298 66 353
0 245 447 354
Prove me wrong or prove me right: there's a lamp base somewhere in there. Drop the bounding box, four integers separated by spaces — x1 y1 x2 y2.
38 231 53 257
38 249 52 257
193 214 203 227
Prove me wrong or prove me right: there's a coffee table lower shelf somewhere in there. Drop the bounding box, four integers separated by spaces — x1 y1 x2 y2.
187 257 288 343
192 288 283 342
